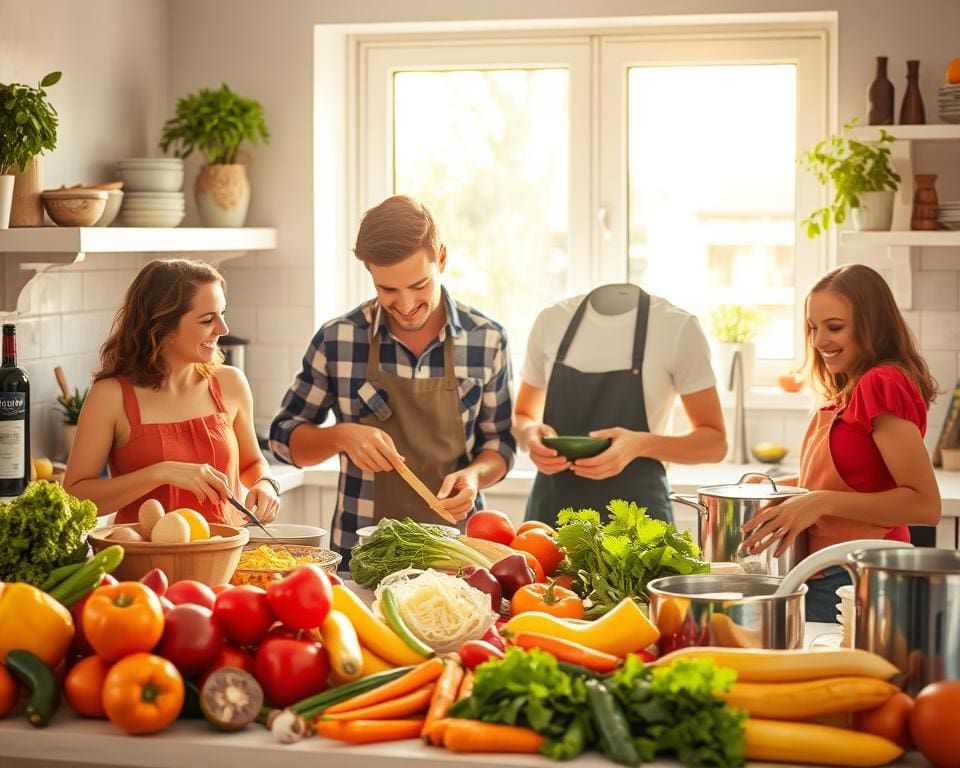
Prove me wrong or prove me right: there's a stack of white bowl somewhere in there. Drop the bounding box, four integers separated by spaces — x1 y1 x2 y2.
117 158 185 227
835 584 855 648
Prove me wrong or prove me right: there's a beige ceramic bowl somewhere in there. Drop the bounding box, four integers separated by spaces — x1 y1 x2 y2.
43 189 108 226
94 189 124 227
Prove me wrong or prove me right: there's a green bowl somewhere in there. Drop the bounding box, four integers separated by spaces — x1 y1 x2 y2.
542 435 612 460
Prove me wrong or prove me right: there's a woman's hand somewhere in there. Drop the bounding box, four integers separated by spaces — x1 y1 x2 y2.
162 462 232 506
739 491 825 557
436 467 481 522
245 482 280 524
570 427 650 481
335 424 403 472
524 423 571 476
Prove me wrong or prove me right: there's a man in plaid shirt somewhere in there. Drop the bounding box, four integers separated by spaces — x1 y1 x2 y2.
270 196 515 561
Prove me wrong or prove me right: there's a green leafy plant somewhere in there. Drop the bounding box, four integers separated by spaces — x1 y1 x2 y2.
0 71 61 176
708 304 762 343
159 84 269 164
799 119 900 238
56 387 87 425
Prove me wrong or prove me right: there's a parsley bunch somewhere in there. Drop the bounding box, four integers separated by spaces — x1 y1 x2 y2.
556 499 709 618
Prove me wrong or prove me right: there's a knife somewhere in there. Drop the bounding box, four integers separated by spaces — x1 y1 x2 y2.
227 495 276 538
391 460 459 525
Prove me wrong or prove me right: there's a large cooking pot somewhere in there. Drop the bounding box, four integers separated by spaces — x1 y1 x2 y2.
671 472 809 577
778 542 960 696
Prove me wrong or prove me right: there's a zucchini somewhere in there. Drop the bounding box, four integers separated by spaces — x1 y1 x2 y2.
5 649 60 727
380 588 434 658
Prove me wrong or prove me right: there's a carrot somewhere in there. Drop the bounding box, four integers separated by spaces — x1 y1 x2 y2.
315 718 425 744
423 717 451 747
510 631 621 673
324 657 445 715
324 683 435 721
420 657 464 738
456 669 475 701
441 718 545 753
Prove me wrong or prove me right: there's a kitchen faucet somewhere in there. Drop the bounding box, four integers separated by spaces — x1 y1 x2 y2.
729 349 749 464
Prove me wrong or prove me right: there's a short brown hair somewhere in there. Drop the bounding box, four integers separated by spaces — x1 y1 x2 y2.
95 259 225 389
353 195 440 266
805 264 937 405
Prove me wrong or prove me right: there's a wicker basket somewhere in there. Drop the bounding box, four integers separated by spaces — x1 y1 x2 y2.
231 543 342 589
87 523 249 585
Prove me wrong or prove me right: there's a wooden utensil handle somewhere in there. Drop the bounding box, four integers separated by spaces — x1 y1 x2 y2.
395 462 458 525
54 366 71 399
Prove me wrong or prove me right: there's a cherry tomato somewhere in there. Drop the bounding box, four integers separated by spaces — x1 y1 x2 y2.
910 681 960 768
155 604 225 676
458 640 505 669
465 510 516 546
853 691 913 750
64 655 111 718
214 585 274 647
165 580 217 609
510 529 563 576
253 637 330 707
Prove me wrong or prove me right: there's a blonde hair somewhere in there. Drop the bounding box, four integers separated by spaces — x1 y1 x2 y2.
96 259 225 389
353 195 440 266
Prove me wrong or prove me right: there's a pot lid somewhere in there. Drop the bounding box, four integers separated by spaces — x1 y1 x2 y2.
698 472 808 500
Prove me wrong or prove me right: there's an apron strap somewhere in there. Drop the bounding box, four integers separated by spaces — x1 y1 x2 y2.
442 332 456 391
555 296 590 364
631 289 651 374
368 323 382 376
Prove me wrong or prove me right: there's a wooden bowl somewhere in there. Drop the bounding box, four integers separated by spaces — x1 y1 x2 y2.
42 189 108 226
87 523 249 585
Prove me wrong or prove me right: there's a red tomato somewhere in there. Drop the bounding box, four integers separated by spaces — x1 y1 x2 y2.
211 584 232 596
139 568 169 597
853 691 913 750
910 681 960 768
327 572 344 587
158 596 175 615
458 640 505 669
253 637 330 707
198 644 256 688
266 565 332 631
154 604 225 676
465 510 516 545
165 580 217 609
69 591 96 658
516 521 555 536
214 585 275 647
510 529 564 576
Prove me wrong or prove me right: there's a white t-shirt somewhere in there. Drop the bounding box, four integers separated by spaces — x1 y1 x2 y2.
520 293 716 435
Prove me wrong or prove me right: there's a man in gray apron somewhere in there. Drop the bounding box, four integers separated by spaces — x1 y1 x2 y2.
517 284 725 526
270 196 516 563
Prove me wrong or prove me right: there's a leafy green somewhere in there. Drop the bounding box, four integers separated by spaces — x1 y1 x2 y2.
0 71 60 175
608 656 746 768
347 517 493 588
449 647 592 760
0 481 98 585
556 500 708 618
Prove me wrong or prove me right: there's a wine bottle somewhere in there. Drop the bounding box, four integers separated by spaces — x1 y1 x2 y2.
0 324 30 498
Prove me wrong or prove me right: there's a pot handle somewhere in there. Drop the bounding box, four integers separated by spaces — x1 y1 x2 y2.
774 539 913 597
669 492 708 517
736 472 782 492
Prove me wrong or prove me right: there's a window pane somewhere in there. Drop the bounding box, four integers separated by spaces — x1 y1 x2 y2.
625 65 798 361
393 70 569 346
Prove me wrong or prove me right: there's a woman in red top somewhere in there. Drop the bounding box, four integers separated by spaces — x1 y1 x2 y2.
64 259 279 526
741 264 940 621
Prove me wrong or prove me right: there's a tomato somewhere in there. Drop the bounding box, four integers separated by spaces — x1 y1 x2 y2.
155 604 225 676
327 572 345 587
266 565 332 631
510 582 584 619
82 582 165 662
510 529 563 576
139 568 168 598
458 640 504 669
253 637 330 708
198 644 255 688
101 653 184 735
465 510 516 546
481 623 505 652
165 580 217 610
910 681 960 768
0 663 17 718
214 585 274 647
516 521 555 536
69 591 96 658
211 584 232 595
853 691 913 750
551 573 576 591
520 550 545 583
64 655 111 718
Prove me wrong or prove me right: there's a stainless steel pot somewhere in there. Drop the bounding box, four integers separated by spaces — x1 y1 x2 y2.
647 573 806 653
671 472 809 577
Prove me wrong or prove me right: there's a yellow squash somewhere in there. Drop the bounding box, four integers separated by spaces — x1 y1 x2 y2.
320 609 363 682
0 582 74 668
720 676 899 719
331 585 426 666
744 719 904 767
503 597 658 657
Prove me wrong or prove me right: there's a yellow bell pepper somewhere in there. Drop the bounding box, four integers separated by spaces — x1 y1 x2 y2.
0 582 75 668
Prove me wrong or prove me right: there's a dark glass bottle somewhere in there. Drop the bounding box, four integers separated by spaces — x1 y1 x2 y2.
867 56 894 125
899 59 926 125
0 324 30 497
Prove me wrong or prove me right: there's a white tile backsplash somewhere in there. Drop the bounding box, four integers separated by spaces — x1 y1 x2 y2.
913 270 959 310
920 310 960 350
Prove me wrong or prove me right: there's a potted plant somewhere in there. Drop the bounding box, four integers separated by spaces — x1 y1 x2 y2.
0 71 61 229
799 119 900 237
56 386 87 458
708 304 762 391
159 84 269 227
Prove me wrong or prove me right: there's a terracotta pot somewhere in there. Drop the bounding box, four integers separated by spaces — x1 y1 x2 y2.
10 156 44 227
195 164 250 227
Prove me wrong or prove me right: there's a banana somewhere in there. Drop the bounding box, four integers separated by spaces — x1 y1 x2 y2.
744 719 904 766
720 676 899 719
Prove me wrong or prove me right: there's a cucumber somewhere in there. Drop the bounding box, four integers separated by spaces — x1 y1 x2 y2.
585 678 640 766
50 545 125 606
40 562 84 592
5 649 60 728
380 588 434 658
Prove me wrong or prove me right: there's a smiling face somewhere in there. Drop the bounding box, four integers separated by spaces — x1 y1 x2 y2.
367 246 446 335
164 281 229 366
807 289 861 377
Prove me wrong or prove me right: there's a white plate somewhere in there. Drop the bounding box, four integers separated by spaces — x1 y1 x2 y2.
248 523 328 547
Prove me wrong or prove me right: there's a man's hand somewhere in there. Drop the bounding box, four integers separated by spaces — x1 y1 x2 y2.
335 423 403 472
435 466 481 522
570 427 653 481
524 422 571 476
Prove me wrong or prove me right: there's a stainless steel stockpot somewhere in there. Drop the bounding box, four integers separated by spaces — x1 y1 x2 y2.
647 573 806 654
671 473 809 577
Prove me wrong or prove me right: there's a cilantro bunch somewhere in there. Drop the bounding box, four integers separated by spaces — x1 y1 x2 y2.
0 481 98 585
556 500 709 618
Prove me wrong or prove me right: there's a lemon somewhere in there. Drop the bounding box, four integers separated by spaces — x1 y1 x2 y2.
33 457 54 480
171 508 211 541
751 442 788 463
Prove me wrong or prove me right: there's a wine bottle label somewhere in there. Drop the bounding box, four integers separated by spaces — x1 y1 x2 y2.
0 393 26 480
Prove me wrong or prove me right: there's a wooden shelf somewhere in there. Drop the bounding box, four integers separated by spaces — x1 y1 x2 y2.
851 124 960 142
839 230 960 247
0 226 277 312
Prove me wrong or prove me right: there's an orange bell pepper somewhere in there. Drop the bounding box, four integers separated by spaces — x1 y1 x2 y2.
0 582 74 668
101 653 184 735
510 582 584 619
82 581 164 661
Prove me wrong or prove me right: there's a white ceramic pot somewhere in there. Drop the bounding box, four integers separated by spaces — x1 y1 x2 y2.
195 164 250 227
713 340 756 391
0 175 13 229
852 190 895 231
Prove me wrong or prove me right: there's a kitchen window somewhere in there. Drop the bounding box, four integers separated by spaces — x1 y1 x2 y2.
350 23 829 384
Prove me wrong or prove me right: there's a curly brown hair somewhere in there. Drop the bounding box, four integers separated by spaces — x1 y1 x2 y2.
805 264 937 406
95 259 225 389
